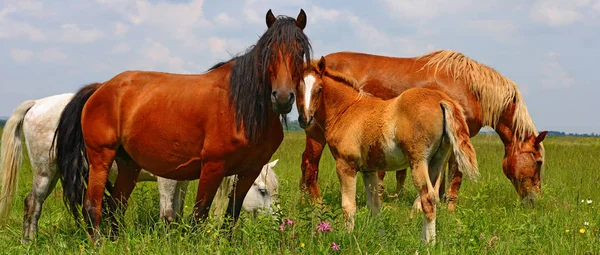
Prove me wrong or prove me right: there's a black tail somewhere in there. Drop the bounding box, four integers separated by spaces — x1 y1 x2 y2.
51 83 102 221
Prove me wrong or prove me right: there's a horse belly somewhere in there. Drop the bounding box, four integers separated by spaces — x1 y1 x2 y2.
364 140 409 171
383 146 409 171
122 141 203 181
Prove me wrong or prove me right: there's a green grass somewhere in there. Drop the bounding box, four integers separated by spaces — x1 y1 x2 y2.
0 130 599 254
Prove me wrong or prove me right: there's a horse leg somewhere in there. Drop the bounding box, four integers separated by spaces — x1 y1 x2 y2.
446 154 462 212
377 171 385 199
174 181 189 221
411 161 438 244
82 147 116 244
191 161 227 222
438 163 447 201
22 167 59 244
157 177 181 223
395 169 407 197
300 128 326 202
106 153 141 239
335 158 357 232
362 171 381 216
224 166 264 225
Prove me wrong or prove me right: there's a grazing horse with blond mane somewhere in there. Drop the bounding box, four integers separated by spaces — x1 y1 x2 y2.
297 57 479 243
299 50 548 210
52 9 311 244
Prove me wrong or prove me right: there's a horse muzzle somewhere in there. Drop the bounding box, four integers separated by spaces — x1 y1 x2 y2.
298 115 313 129
271 90 295 114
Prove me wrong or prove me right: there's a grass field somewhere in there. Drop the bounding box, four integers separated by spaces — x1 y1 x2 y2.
0 130 599 254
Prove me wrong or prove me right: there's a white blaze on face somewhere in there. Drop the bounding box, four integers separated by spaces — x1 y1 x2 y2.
303 74 315 113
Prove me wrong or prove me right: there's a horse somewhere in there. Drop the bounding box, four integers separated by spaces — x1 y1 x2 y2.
0 94 189 243
299 50 548 210
52 9 311 244
213 159 279 218
297 57 479 243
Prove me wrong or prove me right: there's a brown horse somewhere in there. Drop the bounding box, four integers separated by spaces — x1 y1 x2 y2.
299 51 547 209
297 57 479 243
52 9 311 243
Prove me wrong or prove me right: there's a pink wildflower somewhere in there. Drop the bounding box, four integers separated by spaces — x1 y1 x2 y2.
330 242 341 250
279 223 285 231
284 218 296 226
316 221 333 232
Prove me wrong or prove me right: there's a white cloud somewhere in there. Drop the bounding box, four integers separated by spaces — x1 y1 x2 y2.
114 22 129 36
0 17 46 41
112 42 130 54
309 6 341 23
530 0 591 26
468 20 517 43
2 0 44 17
346 13 391 48
540 52 574 89
213 12 235 27
40 47 68 63
58 24 104 44
137 40 190 73
121 0 209 27
380 0 496 22
96 0 209 46
9 48 34 63
207 37 246 59
243 8 261 24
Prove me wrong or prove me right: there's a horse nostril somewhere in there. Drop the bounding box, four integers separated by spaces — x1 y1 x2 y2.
272 91 277 97
289 92 295 102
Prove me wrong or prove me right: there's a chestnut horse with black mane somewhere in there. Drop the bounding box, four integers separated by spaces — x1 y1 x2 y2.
299 51 547 210
52 9 311 243
297 57 479 243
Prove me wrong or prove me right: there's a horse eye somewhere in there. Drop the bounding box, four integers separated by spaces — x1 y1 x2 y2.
316 87 322 93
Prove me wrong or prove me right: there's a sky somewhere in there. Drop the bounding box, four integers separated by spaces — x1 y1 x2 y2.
1 0 599 133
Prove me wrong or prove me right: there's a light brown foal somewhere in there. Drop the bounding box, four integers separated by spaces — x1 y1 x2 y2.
297 57 480 243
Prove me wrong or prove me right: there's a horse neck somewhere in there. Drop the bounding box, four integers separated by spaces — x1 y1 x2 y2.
493 102 525 154
318 76 362 130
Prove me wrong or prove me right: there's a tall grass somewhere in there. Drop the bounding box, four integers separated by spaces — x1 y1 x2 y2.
0 129 598 254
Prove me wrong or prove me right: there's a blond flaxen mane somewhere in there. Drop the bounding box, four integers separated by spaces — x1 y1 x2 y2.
418 50 538 142
309 61 371 98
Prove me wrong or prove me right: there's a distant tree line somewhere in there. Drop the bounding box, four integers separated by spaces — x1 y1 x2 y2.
0 119 5 128
475 129 600 137
282 120 303 131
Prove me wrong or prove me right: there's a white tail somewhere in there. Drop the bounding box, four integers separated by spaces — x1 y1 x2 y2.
0 100 36 222
440 100 479 180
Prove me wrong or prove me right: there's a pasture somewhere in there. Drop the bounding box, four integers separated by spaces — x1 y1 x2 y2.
0 129 598 254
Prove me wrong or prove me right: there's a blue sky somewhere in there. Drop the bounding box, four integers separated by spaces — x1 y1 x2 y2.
1 0 599 133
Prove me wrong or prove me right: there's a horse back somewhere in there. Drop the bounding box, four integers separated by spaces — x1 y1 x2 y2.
80 69 269 177
324 52 482 134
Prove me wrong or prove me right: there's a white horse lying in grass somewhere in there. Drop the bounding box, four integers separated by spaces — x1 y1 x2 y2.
0 93 281 243
213 159 280 218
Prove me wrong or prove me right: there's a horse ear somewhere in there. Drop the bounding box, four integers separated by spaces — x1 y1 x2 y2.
268 159 279 169
535 131 548 146
266 9 276 28
317 56 326 74
296 9 307 30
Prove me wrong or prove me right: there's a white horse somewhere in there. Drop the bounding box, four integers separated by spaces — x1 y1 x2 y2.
213 159 279 218
0 94 189 243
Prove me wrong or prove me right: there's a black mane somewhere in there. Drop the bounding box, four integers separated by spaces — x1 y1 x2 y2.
207 15 312 144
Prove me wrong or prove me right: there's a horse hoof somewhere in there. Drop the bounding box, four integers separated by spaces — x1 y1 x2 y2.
21 238 32 245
